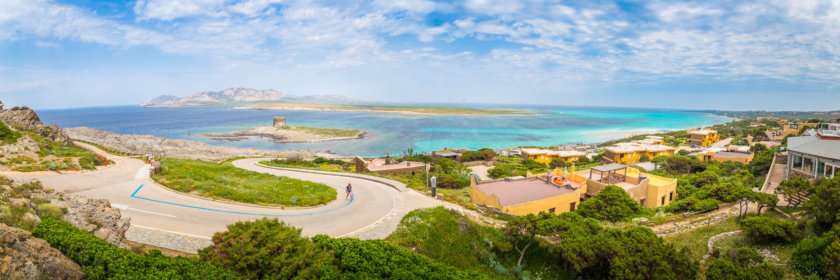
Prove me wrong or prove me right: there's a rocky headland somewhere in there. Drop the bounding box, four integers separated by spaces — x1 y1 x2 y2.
64 127 327 161
0 105 70 144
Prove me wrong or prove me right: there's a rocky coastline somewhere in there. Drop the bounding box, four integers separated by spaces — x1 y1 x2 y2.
64 127 332 162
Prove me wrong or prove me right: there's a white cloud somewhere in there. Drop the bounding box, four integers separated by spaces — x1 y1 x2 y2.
134 0 228 21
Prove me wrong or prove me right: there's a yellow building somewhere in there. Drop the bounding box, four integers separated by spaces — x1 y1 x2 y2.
558 164 678 208
520 148 586 165
693 146 754 164
470 170 582 215
471 165 679 215
603 143 676 164
772 122 820 141
687 129 720 147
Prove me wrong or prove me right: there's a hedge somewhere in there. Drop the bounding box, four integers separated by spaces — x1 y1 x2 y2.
33 217 237 280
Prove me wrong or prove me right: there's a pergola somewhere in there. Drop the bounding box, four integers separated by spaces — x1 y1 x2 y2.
589 163 628 184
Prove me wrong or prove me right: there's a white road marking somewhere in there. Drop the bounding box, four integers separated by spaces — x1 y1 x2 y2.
111 203 128 210
135 165 150 179
126 207 176 218
131 224 212 239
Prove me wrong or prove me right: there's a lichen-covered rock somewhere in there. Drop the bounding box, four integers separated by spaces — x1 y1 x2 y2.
0 223 84 279
0 106 70 143
22 212 40 225
51 193 131 248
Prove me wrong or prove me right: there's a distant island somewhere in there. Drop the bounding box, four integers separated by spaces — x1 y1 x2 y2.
234 103 534 116
202 117 364 143
142 87 366 107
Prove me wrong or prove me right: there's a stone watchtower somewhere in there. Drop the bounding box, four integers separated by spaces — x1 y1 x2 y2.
273 117 286 128
0 100 4 110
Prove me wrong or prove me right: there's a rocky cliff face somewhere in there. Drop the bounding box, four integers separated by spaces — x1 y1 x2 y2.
142 88 287 107
52 194 132 249
0 223 85 279
0 104 70 143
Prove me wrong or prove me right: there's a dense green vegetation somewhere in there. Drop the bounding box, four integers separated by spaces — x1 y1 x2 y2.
705 247 785 280
264 157 354 172
0 121 21 144
196 216 486 279
153 158 336 207
288 126 361 137
739 216 800 244
33 217 237 279
576 185 643 222
487 159 547 179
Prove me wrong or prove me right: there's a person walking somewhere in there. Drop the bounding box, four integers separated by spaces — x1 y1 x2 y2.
345 183 353 200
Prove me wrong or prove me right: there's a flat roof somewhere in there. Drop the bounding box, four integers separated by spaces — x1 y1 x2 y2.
475 177 575 206
368 161 425 171
714 151 752 159
788 134 840 160
592 163 628 172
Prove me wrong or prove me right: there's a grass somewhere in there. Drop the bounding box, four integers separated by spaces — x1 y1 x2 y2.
387 207 570 280
152 158 336 207
1 130 105 171
288 126 361 138
664 216 741 260
244 103 534 116
0 121 21 144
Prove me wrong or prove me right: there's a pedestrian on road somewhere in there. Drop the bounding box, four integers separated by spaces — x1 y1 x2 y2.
345 183 352 200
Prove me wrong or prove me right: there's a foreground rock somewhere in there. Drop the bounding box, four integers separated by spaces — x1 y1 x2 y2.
52 193 131 249
0 223 85 280
65 127 326 162
0 104 70 143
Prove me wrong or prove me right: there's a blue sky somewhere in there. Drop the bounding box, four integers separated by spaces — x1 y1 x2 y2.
0 0 838 110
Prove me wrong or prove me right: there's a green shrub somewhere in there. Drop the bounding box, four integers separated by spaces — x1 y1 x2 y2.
0 121 21 144
33 217 237 279
792 237 829 277
705 247 784 280
577 185 642 222
199 218 336 279
35 203 63 219
313 235 486 279
739 216 800 244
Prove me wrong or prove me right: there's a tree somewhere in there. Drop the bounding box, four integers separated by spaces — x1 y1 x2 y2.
792 237 830 277
577 185 642 222
639 154 650 162
750 143 768 154
505 213 558 269
575 156 591 165
804 177 840 230
487 164 514 179
739 216 799 244
706 247 784 280
748 149 775 178
753 191 779 215
549 158 566 169
777 176 811 208
199 218 336 279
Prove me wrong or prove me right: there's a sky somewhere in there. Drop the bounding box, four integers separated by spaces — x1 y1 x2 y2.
0 0 838 111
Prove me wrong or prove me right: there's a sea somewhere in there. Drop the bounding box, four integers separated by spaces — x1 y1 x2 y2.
38 104 732 157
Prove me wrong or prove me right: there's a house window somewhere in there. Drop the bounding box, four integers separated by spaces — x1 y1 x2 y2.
549 207 556 214
569 202 576 211
661 196 666 205
669 191 674 201
639 199 645 207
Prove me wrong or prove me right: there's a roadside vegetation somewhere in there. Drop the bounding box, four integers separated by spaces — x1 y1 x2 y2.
152 158 336 207
0 127 105 172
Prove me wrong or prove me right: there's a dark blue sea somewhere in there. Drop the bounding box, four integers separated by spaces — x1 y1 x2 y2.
38 105 730 157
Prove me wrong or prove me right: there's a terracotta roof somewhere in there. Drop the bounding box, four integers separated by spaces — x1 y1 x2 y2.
475 177 576 207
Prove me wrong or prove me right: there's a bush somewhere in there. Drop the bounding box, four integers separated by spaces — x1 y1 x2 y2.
487 164 514 179
33 217 236 279
739 216 800 244
549 158 566 169
35 203 64 219
792 237 829 277
199 218 336 279
313 235 486 279
0 121 21 144
577 185 642 222
706 247 784 280
639 154 650 162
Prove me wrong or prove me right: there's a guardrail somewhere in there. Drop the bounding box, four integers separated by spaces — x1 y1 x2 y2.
254 162 407 192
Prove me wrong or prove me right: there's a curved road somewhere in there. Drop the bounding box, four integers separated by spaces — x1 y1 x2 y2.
7 142 452 251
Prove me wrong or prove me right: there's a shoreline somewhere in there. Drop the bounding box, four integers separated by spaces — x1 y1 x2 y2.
201 125 366 144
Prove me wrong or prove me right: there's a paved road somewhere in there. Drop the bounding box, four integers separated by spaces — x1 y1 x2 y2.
8 143 452 251
712 137 734 149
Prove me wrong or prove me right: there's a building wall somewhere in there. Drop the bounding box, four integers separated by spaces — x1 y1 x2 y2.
525 153 581 165
371 166 425 176
501 191 581 216
470 181 502 209
644 173 678 208
709 153 754 164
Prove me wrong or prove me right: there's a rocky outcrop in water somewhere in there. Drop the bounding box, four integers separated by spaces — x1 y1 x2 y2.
64 127 324 162
0 223 85 280
0 103 70 143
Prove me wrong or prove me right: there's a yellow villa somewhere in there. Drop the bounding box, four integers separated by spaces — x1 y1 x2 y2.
603 142 676 164
470 164 678 215
520 148 586 165
687 129 720 147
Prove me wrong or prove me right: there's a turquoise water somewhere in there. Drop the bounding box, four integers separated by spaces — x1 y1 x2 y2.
38 105 730 157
